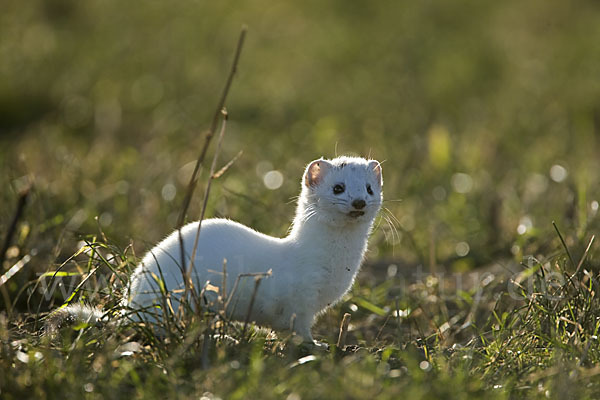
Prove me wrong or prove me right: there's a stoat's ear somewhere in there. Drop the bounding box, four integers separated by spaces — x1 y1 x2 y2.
304 158 332 188
369 160 383 186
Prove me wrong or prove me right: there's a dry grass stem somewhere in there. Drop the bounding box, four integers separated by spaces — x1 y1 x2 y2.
336 313 351 348
241 276 263 339
186 110 229 302
172 26 246 311
176 27 247 229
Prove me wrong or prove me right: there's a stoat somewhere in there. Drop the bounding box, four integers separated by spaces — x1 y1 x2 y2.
49 156 383 345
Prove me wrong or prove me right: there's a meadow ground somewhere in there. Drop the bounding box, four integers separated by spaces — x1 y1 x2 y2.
2 0 600 398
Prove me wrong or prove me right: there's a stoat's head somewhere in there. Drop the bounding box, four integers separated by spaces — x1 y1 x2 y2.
300 156 383 227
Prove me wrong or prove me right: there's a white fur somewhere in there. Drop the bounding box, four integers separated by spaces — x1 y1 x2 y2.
45 303 104 335
124 156 382 343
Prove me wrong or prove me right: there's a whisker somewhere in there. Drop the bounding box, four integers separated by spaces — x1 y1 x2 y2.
329 201 349 206
303 202 318 211
380 207 401 246
286 195 301 205
372 214 388 241
302 210 318 224
384 214 400 244
300 204 318 222
302 211 316 223
383 207 402 226
390 219 401 246
384 215 399 257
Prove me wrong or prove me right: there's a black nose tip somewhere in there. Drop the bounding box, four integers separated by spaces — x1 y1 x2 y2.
352 199 366 210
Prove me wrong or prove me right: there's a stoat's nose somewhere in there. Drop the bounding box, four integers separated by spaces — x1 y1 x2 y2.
352 199 366 210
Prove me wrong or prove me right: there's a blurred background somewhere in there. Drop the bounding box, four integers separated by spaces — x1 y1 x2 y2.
2 0 600 297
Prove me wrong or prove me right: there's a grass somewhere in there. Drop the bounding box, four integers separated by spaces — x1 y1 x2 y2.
3 0 600 398
2 228 600 399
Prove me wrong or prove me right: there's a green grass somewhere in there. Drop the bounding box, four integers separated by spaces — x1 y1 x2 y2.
3 0 600 398
2 230 600 399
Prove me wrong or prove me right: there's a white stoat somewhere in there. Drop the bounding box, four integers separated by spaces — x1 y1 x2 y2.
49 156 383 344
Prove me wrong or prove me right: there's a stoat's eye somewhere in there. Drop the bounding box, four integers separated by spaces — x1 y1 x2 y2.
333 183 345 195
366 184 374 195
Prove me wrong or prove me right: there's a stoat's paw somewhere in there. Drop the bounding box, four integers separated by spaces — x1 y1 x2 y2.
311 340 330 350
295 339 329 354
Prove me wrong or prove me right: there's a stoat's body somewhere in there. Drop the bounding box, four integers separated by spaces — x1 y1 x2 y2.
52 156 383 344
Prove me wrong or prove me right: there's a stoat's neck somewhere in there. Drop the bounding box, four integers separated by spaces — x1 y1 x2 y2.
288 215 371 244
286 197 373 249
284 195 374 309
